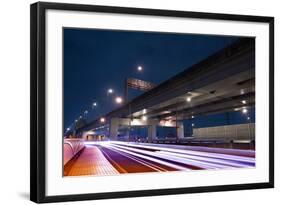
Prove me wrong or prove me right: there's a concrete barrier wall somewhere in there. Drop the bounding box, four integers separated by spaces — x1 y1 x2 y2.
64 139 85 165
193 123 255 142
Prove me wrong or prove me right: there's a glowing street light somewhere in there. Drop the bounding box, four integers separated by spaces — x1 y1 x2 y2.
247 117 251 120
242 108 248 114
191 115 194 119
66 127 70 131
186 97 191 102
107 88 114 94
142 109 147 114
137 66 143 72
93 102 97 107
115 96 123 104
100 117 105 123
142 115 147 121
241 100 247 104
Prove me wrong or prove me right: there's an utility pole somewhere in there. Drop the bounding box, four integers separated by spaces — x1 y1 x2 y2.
124 78 131 142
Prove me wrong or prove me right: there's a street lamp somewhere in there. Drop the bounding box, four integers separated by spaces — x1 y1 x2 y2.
242 108 248 114
100 117 105 123
107 88 114 94
186 97 191 102
142 115 147 121
115 96 123 104
92 102 97 107
142 109 147 114
137 65 143 72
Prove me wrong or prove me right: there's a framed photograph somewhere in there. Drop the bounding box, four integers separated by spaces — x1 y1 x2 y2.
30 2 274 203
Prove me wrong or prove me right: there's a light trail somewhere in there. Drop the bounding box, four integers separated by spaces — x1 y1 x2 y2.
102 143 192 171
68 141 255 176
111 141 255 165
157 151 252 168
104 145 166 172
105 143 245 169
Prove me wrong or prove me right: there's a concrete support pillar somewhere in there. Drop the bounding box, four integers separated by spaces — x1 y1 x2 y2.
81 131 88 140
109 118 119 140
177 121 184 139
148 125 157 143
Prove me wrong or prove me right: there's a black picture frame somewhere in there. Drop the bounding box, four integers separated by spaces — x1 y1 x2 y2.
30 2 274 203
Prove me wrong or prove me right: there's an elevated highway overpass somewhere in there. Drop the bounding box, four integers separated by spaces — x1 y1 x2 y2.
76 38 255 143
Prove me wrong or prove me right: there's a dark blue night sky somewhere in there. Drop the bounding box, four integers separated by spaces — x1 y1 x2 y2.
63 28 240 130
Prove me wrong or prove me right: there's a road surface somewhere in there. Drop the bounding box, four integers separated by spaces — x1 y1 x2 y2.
64 141 255 176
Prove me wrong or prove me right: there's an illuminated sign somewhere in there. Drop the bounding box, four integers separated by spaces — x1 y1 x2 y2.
127 78 156 91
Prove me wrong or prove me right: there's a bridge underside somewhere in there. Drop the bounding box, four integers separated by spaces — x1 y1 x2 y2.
78 38 255 144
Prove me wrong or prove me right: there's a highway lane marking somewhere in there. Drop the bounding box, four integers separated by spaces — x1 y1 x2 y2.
109 143 226 169
99 146 128 174
116 151 169 172
103 144 191 171
108 143 255 169
102 145 165 172
106 145 177 172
